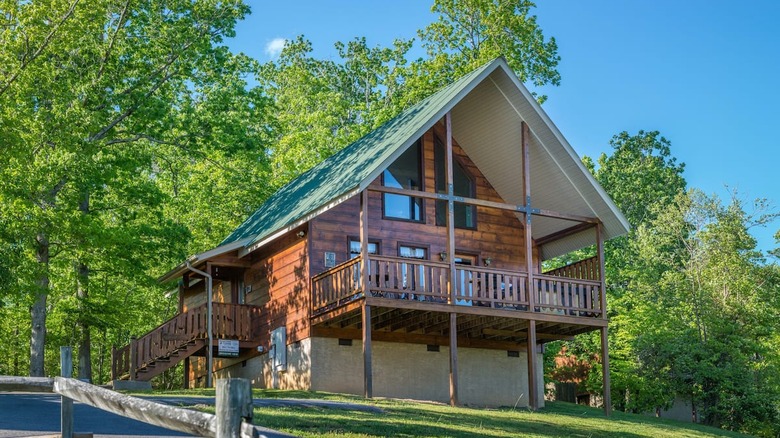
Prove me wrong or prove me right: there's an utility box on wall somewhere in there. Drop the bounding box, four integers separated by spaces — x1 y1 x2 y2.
271 326 287 372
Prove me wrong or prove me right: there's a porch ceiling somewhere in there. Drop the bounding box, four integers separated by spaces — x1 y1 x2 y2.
451 68 629 259
312 303 600 347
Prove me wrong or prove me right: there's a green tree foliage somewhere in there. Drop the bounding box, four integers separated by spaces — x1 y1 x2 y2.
0 0 268 378
258 0 560 182
415 0 560 103
258 36 412 184
624 190 780 432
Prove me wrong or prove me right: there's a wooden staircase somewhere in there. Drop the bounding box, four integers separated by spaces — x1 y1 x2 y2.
112 303 263 382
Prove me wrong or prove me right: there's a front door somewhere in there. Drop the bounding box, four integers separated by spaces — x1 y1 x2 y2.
454 254 477 306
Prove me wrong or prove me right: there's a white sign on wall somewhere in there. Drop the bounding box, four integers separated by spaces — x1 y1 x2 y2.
218 339 239 358
324 251 336 268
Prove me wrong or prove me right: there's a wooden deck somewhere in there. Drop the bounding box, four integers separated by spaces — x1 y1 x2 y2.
309 254 606 351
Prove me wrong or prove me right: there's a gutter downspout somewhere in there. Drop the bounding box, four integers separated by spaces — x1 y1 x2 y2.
186 261 213 388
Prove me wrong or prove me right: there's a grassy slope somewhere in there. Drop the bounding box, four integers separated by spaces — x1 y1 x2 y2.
153 389 750 438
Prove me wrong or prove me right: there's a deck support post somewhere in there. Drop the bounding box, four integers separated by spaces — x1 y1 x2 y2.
362 303 372 398
526 320 538 410
185 261 213 388
360 188 372 399
521 122 535 312
129 336 137 381
206 262 214 389
449 312 459 406
601 326 612 416
444 112 456 304
596 223 611 415
360 190 369 295
183 357 190 390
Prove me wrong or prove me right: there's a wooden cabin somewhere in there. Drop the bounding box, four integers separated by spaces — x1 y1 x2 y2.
112 58 629 410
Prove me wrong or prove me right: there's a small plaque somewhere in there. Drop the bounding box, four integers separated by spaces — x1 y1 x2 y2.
324 251 336 268
218 339 239 358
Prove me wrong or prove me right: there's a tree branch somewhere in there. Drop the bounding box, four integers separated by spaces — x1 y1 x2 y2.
96 0 131 82
0 0 80 97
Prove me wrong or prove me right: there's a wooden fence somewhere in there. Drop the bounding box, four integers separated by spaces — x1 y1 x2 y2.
0 347 295 438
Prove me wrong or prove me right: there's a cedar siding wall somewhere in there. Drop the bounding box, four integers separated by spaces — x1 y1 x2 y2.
244 226 310 347
310 125 540 277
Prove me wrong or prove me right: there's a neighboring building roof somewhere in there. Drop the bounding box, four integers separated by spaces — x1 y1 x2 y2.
161 57 630 282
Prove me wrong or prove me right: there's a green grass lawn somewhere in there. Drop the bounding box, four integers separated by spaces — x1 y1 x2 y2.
149 388 750 438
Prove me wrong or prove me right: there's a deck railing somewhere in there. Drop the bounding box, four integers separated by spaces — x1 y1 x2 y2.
544 256 600 281
112 302 262 380
368 255 450 302
311 255 604 319
311 257 363 310
534 274 603 316
453 265 529 309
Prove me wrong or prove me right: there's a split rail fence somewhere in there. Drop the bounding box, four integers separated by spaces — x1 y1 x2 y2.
0 346 295 438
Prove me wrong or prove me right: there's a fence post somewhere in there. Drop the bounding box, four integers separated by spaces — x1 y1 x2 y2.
216 378 252 438
60 346 74 438
129 336 137 381
110 345 116 381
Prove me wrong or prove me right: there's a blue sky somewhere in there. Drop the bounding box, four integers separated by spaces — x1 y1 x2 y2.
227 1 780 256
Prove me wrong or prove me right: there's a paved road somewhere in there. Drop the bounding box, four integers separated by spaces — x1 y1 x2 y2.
0 393 381 437
0 393 190 437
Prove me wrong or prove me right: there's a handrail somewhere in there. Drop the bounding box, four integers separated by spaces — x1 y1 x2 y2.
534 273 602 286
311 256 362 281
370 254 451 269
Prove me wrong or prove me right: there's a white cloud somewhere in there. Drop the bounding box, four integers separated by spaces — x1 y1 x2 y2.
265 38 286 58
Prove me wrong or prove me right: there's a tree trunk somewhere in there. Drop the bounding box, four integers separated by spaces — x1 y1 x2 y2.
77 191 92 382
29 232 49 377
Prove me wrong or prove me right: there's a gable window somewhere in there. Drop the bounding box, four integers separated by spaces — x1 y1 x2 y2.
434 138 476 229
382 139 424 222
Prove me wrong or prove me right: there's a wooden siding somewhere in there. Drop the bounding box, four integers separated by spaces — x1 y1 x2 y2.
310 123 540 278
244 226 310 347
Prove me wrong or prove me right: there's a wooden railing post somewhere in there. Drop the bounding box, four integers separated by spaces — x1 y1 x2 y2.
60 346 73 438
216 378 253 438
596 222 607 319
129 336 137 381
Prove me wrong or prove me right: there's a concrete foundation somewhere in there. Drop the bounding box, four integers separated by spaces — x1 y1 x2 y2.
216 336 544 407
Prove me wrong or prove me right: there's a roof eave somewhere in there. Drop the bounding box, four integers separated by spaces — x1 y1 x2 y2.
157 237 253 283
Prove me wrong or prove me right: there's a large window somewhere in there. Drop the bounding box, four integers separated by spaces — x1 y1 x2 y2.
382 139 424 222
434 138 476 229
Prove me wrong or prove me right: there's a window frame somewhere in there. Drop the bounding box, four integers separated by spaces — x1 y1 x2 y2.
347 236 381 259
433 135 477 230
381 138 425 223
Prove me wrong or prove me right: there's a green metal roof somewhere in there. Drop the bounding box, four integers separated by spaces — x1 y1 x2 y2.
220 59 501 248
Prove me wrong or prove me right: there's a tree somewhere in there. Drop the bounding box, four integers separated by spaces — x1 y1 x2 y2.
627 190 780 432
0 0 267 377
414 0 560 103
258 36 412 184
